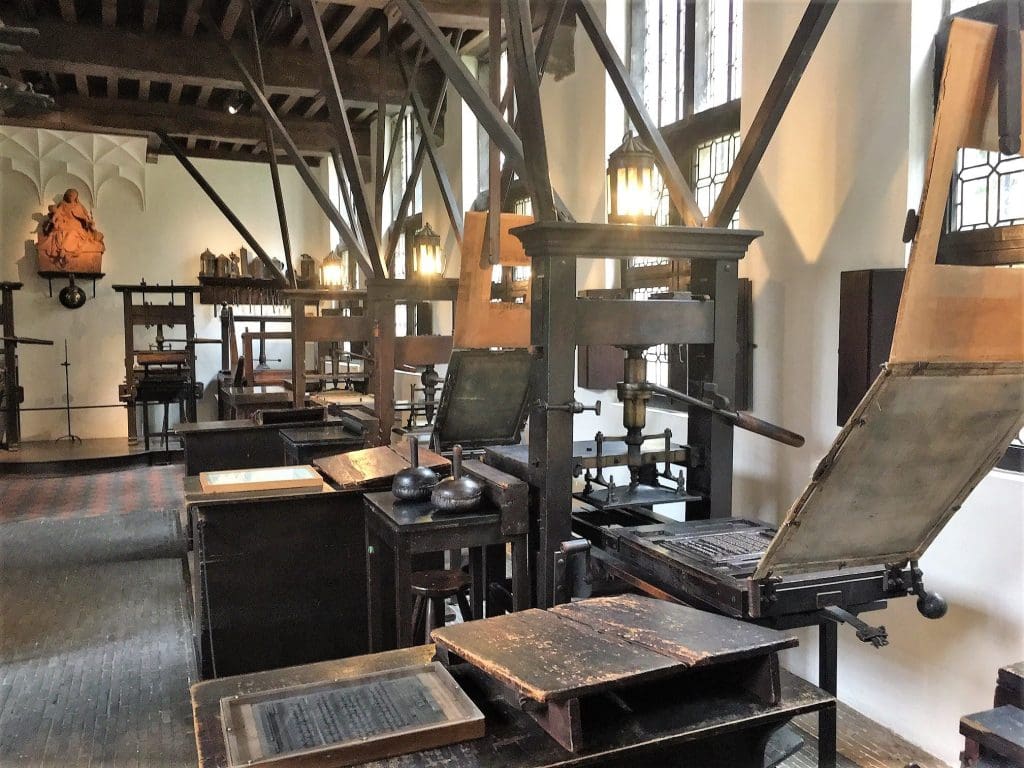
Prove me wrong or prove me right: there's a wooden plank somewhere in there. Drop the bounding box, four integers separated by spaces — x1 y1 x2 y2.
315 443 448 490
502 0 556 221
220 0 244 38
207 26 376 280
157 130 288 287
453 211 532 349
328 7 368 49
551 595 797 666
394 334 452 367
430 608 680 703
302 314 371 343
321 0 570 32
892 18 1024 364
182 0 202 35
397 48 464 245
101 0 116 28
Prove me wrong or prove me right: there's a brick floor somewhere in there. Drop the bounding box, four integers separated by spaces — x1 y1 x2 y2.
0 465 184 523
0 506 197 768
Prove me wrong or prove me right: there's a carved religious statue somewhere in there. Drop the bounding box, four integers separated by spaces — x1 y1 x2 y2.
35 188 106 273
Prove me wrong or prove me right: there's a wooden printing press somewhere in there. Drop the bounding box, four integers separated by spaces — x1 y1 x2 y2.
1 282 54 450
477 208 1024 767
114 283 209 448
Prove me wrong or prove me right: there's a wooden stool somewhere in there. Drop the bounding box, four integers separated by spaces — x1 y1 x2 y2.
410 569 473 645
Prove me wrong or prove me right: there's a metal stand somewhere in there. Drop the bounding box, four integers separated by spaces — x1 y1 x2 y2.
55 339 81 443
818 621 838 768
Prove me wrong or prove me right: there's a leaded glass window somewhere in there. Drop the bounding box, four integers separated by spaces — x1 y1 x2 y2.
948 149 1024 231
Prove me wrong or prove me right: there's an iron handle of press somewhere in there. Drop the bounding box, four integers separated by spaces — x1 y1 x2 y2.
537 399 602 416
644 382 804 448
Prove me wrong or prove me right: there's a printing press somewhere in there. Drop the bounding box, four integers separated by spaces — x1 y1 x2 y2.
476 218 1024 768
1 282 53 450
114 283 210 447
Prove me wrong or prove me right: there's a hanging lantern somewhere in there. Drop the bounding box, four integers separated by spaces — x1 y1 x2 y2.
607 131 659 225
412 222 444 278
320 247 350 289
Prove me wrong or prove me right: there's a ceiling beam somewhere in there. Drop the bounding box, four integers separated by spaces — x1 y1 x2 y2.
220 0 245 39
101 0 116 28
341 0 572 32
182 0 202 36
328 7 368 49
0 93 370 154
143 0 160 33
4 18 444 110
58 0 76 23
153 142 322 166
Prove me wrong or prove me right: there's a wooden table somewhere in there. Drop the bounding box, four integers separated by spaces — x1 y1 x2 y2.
192 644 834 767
364 490 529 652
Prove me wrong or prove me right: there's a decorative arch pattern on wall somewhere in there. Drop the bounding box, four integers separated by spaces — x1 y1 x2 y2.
0 127 147 210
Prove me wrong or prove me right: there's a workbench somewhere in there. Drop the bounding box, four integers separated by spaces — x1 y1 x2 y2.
192 619 833 767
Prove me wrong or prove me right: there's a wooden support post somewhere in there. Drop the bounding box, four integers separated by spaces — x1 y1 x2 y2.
498 0 568 212
295 0 386 277
708 0 838 227
487 3 502 267
375 16 388 235
291 296 306 409
246 1 296 288
157 130 289 287
576 0 705 227
200 7 376 279
396 49 464 244
386 85 449 265
503 0 556 221
527 247 577 608
396 0 575 222
369 295 396 446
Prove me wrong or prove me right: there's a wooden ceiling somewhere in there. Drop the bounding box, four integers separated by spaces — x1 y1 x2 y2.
0 0 499 163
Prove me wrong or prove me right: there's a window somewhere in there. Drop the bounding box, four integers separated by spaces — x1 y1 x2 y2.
939 0 1024 474
948 148 1024 231
384 110 422 278
621 1 744 399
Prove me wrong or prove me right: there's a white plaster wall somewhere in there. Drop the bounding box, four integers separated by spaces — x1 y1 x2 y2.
1 131 330 440
556 1 1023 761
737 2 1024 763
